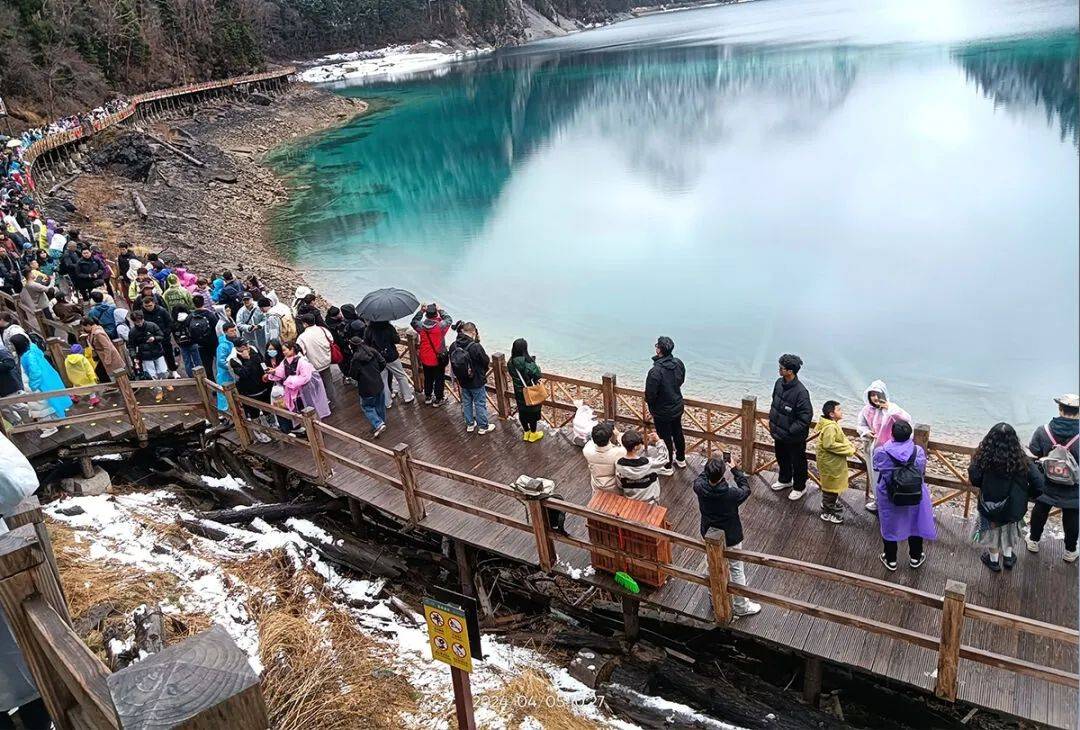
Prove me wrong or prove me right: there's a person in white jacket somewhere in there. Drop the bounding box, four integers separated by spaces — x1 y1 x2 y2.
295 313 334 376
856 379 911 513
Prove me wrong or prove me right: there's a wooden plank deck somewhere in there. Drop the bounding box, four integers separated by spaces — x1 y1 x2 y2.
23 372 1074 727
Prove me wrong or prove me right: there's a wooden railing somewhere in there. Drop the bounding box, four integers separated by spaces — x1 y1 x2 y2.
21 67 295 169
1 499 267 729
2 328 1074 705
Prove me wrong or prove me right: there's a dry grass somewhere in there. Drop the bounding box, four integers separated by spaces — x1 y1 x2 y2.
49 518 211 659
481 668 604 730
235 551 417 730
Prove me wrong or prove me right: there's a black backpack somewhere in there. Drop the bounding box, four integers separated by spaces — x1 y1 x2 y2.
449 343 474 383
885 449 924 506
187 312 212 344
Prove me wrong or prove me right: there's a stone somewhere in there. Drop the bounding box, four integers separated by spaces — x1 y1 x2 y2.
60 466 112 496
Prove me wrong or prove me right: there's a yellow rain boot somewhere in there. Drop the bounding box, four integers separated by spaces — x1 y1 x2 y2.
531 430 545 442
522 431 531 442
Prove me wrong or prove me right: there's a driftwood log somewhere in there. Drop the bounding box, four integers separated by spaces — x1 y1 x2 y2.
198 499 334 525
145 131 205 167
600 683 731 729
131 190 148 220
295 530 405 580
510 630 626 654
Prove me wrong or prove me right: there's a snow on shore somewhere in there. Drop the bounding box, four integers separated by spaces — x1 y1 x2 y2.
46 489 733 728
299 41 492 85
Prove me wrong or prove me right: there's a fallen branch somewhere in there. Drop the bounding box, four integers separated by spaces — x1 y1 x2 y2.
198 499 334 525
145 131 205 167
389 596 423 625
47 171 82 196
510 630 626 654
133 604 164 656
178 518 230 541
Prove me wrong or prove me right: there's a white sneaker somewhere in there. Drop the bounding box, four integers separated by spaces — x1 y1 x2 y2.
466 424 476 433
734 601 762 617
864 499 877 513
819 512 843 525
478 424 496 435
771 481 793 491
657 466 675 477
1065 550 1078 563
787 488 806 501
673 459 687 469
254 431 272 444
373 424 387 438
1025 538 1039 553
39 426 59 438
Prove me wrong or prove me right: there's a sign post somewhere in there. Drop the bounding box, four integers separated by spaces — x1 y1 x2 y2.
423 595 480 730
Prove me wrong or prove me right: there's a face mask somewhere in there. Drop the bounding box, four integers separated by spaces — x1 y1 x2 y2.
267 349 278 357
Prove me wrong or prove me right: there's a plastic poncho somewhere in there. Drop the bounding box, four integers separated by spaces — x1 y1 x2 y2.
0 434 39 709
64 353 98 387
814 417 857 494
174 267 198 291
20 343 71 418
857 380 911 448
210 278 225 303
214 334 235 411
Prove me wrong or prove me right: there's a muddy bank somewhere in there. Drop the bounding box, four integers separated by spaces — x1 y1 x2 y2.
46 85 365 301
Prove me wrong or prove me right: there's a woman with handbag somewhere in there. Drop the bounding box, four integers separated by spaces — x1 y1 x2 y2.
969 422 1044 572
509 338 546 442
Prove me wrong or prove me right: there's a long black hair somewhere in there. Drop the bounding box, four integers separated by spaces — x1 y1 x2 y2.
511 338 533 362
971 422 1029 478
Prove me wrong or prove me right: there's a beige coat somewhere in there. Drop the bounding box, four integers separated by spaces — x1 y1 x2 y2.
583 440 626 493
18 279 49 314
88 325 125 375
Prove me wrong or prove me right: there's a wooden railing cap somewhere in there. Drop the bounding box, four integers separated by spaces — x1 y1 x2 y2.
944 579 967 599
0 524 42 580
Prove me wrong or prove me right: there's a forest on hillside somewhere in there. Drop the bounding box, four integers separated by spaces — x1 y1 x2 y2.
0 0 634 123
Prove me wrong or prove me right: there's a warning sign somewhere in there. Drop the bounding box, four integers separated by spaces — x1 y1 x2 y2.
423 598 472 673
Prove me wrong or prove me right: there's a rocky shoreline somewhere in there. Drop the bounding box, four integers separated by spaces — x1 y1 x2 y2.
48 85 366 302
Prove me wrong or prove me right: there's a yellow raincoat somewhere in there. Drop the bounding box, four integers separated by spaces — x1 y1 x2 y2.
64 353 98 387
814 417 856 494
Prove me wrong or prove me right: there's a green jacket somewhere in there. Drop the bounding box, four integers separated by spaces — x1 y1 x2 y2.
507 356 542 414
814 417 857 493
162 275 194 313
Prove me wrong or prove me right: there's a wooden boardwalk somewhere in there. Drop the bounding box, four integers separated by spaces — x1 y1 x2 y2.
209 373 1078 729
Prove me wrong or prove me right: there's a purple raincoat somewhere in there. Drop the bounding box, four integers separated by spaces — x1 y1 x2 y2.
873 440 937 542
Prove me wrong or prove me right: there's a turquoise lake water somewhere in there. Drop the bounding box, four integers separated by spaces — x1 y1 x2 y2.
272 0 1079 440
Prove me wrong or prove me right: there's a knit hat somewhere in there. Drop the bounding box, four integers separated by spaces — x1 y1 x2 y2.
69 344 83 354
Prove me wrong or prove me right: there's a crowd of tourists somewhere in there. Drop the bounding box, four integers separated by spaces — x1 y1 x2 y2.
8 97 131 156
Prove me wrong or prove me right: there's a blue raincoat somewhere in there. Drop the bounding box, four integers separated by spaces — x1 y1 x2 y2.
20 344 71 419
210 278 225 303
214 334 235 411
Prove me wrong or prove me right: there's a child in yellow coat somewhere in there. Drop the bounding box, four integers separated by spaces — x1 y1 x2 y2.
814 400 856 525
64 344 101 407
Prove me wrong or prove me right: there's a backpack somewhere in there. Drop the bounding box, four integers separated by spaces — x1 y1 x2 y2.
449 343 474 383
187 311 212 344
885 448 923 506
1040 425 1079 486
276 312 297 342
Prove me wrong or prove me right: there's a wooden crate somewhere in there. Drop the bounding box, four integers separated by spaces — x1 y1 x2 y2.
586 491 672 588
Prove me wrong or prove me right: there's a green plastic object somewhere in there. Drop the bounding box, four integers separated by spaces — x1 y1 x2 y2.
614 571 640 594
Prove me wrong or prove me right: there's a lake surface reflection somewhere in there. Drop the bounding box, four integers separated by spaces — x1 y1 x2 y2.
274 0 1079 439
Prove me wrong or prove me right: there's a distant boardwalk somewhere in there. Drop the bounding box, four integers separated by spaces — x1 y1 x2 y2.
6 348 1076 728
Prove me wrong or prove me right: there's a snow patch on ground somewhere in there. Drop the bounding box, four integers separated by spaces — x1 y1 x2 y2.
46 488 634 728
298 43 492 85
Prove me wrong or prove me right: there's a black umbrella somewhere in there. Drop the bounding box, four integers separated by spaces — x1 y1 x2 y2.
356 287 420 322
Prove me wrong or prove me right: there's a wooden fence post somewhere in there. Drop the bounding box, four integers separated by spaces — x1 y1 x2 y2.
393 442 426 524
704 528 733 624
300 408 331 482
222 382 251 450
0 525 82 730
108 624 267 729
490 352 509 419
602 373 617 422
405 330 423 394
526 499 556 572
112 368 148 444
192 366 216 421
114 338 133 372
46 338 71 386
741 396 757 470
935 579 967 702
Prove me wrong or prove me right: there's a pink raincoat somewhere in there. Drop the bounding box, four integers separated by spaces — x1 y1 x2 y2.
267 354 331 419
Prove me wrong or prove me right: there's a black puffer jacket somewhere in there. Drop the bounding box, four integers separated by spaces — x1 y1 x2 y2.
368 322 401 363
128 322 165 361
969 461 1043 524
73 257 103 287
693 468 751 545
348 343 386 398
0 346 20 397
141 304 173 339
232 351 269 399
645 354 685 420
769 376 813 443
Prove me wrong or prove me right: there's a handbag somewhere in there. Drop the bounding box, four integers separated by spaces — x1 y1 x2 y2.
513 362 547 407
323 327 343 365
